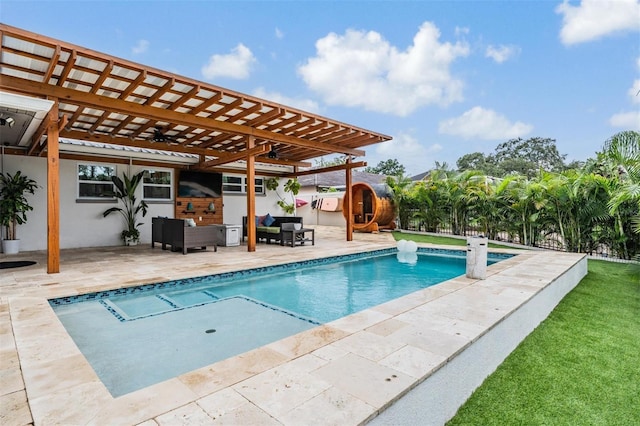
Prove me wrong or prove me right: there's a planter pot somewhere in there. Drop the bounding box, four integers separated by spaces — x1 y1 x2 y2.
2 239 20 255
124 237 138 246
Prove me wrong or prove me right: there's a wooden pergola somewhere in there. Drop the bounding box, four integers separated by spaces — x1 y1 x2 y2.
0 24 392 273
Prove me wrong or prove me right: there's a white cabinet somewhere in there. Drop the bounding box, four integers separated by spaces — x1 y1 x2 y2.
213 224 241 247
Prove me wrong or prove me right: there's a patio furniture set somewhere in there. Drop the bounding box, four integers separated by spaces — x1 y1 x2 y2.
151 217 218 255
242 215 314 246
151 216 313 254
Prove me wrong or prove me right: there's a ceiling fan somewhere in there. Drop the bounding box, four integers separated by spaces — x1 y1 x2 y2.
149 126 179 143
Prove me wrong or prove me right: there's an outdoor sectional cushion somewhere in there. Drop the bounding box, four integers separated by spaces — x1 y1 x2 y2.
256 226 280 234
263 213 276 226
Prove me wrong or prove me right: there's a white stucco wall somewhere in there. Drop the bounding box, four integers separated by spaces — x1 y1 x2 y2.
220 173 282 226
1 155 48 252
296 188 345 227
1 155 283 252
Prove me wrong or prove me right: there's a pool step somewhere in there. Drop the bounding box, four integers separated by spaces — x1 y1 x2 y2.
101 290 220 321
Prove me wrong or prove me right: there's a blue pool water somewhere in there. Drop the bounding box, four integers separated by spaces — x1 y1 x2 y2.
50 248 510 396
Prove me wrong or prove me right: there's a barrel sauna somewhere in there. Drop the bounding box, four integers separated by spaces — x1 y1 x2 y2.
342 183 396 233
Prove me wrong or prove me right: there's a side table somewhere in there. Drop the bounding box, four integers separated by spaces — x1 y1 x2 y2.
281 227 315 247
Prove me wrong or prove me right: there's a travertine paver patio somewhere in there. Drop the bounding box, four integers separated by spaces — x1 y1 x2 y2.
0 226 585 425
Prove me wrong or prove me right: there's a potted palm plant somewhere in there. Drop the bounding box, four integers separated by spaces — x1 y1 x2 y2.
0 171 38 254
103 171 148 245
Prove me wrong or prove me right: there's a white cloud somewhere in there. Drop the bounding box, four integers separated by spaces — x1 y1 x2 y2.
371 132 442 175
131 39 149 55
275 27 284 39
438 106 533 140
556 0 640 45
201 43 256 80
485 45 520 63
252 88 320 113
455 26 470 37
609 110 640 130
298 22 470 116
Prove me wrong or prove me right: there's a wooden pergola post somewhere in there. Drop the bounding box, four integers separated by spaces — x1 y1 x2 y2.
46 99 60 273
345 157 353 241
246 136 256 252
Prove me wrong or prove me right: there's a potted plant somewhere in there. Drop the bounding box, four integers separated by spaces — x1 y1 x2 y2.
0 171 38 254
103 171 148 246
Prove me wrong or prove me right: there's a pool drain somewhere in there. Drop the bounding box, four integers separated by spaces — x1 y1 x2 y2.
205 329 216 334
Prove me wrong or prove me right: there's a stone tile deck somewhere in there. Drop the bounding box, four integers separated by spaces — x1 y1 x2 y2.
0 226 585 425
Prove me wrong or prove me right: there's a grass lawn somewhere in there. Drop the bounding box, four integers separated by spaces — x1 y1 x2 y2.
391 232 639 424
447 259 639 425
391 231 519 250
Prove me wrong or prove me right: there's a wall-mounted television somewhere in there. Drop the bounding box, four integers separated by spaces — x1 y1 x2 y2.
178 171 222 198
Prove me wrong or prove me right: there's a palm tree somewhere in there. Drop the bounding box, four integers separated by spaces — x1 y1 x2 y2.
585 131 640 258
441 170 485 236
410 179 448 232
385 174 415 229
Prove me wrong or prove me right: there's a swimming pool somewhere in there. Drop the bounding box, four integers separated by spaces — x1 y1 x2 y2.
50 248 511 397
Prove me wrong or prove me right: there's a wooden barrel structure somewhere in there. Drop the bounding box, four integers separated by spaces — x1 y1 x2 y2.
342 183 396 233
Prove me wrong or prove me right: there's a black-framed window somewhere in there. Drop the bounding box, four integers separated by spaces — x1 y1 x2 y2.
222 175 265 194
142 169 173 201
77 163 116 199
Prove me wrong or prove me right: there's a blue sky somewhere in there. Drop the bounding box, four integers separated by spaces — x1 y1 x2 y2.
2 0 639 175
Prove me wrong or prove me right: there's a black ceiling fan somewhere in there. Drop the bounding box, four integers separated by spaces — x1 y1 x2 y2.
149 126 179 143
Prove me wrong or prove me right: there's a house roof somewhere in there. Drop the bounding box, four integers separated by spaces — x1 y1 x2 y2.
298 170 388 188
410 171 430 181
0 24 392 174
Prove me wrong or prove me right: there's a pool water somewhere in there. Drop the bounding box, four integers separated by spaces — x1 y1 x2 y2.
51 249 504 397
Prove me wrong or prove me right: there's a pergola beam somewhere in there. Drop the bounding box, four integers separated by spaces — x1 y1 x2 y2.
197 144 270 168
0 74 366 157
284 161 367 178
59 129 232 158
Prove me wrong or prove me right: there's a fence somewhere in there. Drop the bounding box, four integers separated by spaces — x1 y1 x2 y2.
403 215 632 262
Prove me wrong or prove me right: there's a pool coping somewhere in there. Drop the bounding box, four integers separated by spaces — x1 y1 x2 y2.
5 243 586 425
48 247 513 305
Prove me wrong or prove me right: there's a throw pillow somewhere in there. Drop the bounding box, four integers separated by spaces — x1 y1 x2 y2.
263 213 276 227
186 218 197 227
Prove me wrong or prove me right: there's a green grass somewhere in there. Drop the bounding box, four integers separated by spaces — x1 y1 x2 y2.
391 231 518 250
446 260 640 425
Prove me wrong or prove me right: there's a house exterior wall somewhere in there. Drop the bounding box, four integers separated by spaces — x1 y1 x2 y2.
1 155 284 252
295 188 345 227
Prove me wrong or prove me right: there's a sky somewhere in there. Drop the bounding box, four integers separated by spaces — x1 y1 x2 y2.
2 0 639 176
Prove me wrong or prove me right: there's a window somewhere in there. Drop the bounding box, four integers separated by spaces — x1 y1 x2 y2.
77 163 116 199
142 169 172 201
222 175 265 195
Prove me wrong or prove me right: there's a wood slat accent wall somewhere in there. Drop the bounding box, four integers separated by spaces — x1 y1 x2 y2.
175 197 223 226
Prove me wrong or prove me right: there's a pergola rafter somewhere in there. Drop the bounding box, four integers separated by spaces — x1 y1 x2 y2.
0 24 392 272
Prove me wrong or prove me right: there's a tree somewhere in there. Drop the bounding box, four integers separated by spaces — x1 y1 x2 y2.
385 174 414 229
598 131 640 258
314 156 348 168
365 159 406 176
456 152 492 173
455 138 568 178
493 137 567 177
410 180 448 232
443 170 487 236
